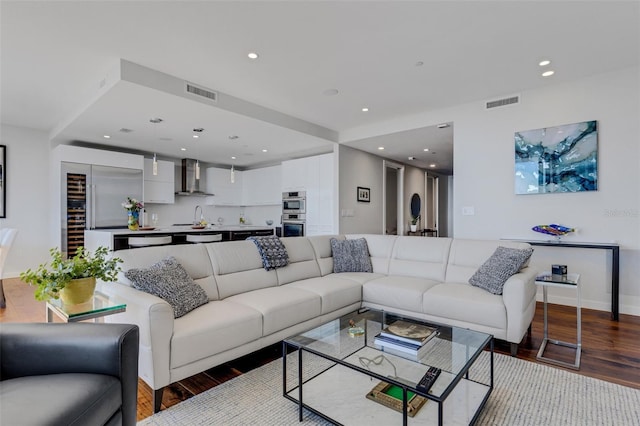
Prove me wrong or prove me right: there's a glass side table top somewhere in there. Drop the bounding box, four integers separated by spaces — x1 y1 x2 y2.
535 272 580 286
46 291 126 322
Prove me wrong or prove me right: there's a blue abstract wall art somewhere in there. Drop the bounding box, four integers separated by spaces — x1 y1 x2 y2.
515 120 598 195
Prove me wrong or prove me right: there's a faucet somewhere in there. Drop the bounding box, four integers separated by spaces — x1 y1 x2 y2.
194 205 203 225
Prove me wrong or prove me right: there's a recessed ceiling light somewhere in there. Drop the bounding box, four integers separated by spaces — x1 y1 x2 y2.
103 135 111 139
542 70 555 77
192 135 199 138
323 89 339 96
362 107 369 112
193 128 204 132
247 52 259 59
378 146 384 150
262 149 268 153
231 156 236 160
229 135 239 140
539 60 551 66
149 118 163 124
181 148 187 151
408 156 415 160
437 123 450 129
430 164 436 168
423 148 429 152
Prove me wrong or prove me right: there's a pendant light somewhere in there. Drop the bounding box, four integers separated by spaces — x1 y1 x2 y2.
152 153 158 176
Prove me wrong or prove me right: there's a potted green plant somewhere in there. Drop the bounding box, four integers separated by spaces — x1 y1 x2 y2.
20 246 122 304
410 215 420 232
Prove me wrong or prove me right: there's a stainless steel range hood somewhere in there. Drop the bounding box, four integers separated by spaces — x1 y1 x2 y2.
177 158 214 196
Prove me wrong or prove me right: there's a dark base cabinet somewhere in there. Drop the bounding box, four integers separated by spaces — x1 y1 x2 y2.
112 229 274 250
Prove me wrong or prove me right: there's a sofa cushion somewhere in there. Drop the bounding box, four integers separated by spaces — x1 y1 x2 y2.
363 276 441 313
330 238 373 273
226 287 321 335
0 374 121 426
445 239 533 284
116 244 219 300
388 236 452 281
469 246 534 294
423 283 507 330
288 275 362 314
347 234 397 274
276 237 322 284
171 300 263 369
308 234 345 276
206 240 278 299
334 271 385 284
125 257 209 318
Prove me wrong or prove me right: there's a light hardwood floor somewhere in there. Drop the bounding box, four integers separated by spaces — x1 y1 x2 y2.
1 277 639 421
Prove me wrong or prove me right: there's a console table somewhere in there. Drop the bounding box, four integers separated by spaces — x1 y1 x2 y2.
523 240 620 321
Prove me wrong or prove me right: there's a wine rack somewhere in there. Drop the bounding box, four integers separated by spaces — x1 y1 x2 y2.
67 173 86 254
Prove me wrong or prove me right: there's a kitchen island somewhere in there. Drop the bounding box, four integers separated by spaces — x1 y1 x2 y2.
85 225 275 251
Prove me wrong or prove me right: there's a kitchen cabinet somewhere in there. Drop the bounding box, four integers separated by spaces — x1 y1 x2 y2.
206 167 243 205
281 153 336 236
143 158 175 204
242 165 281 205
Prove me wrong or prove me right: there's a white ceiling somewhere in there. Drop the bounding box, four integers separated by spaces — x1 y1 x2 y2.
2 1 638 174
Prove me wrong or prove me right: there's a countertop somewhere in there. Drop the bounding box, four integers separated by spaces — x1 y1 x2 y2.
86 225 275 235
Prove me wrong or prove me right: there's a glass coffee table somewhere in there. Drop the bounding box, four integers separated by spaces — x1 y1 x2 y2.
283 308 493 426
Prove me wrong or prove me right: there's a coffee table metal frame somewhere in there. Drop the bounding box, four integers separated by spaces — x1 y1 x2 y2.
535 273 581 370
282 308 494 426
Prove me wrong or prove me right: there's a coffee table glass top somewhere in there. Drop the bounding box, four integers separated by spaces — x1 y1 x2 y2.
285 308 492 399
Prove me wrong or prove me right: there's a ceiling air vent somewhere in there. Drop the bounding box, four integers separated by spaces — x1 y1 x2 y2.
485 95 520 110
119 128 134 133
185 82 218 103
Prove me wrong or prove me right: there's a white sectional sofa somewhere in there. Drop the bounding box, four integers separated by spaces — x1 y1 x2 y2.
102 234 537 412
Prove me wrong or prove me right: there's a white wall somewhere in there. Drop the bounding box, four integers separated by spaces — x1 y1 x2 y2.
342 66 640 315
0 124 51 277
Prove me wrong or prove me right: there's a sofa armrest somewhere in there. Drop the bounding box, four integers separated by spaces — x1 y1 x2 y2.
1 323 139 425
100 282 174 390
502 266 539 342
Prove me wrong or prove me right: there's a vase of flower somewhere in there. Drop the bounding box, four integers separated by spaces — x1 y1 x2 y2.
128 210 139 231
122 197 143 231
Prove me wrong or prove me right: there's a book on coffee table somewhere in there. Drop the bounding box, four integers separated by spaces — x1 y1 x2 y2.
379 320 438 346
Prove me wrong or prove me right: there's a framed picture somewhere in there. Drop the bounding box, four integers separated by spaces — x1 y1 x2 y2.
0 145 5 218
515 120 598 194
357 186 370 203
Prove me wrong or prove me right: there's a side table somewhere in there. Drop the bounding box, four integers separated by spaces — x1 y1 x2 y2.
46 291 126 323
535 273 581 370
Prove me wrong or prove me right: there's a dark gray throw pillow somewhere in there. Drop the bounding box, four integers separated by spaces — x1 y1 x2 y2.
125 256 208 318
331 238 373 273
469 246 534 295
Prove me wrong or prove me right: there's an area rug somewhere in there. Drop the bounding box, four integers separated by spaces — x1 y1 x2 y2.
138 352 640 425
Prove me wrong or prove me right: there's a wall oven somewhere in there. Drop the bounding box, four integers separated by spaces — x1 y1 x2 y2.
282 191 306 214
282 214 305 237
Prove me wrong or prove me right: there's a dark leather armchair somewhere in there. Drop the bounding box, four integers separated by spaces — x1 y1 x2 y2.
0 323 139 426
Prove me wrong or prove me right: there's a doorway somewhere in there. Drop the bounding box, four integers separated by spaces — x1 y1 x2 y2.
424 173 439 236
383 161 404 235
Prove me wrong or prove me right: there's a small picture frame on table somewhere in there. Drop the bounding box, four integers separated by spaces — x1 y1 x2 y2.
357 186 370 203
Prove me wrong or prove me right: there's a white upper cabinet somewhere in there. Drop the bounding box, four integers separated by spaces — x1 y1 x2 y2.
206 167 243 205
143 158 175 204
242 165 282 205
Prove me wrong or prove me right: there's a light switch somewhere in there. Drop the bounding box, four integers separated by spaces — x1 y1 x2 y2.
462 206 475 216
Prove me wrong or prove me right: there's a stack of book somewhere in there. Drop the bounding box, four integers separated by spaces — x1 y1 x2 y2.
374 320 438 360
